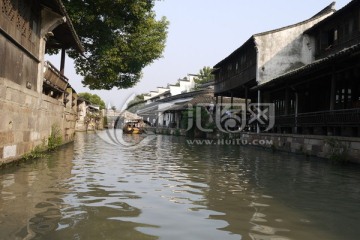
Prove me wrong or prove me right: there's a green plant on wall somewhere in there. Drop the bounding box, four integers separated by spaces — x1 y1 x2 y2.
325 138 349 163
48 124 63 151
175 129 180 136
20 125 63 162
23 144 46 160
103 116 108 127
181 107 211 138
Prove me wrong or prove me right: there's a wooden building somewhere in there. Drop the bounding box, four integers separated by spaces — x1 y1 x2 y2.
212 2 360 137
213 3 335 100
0 0 83 94
257 0 360 137
0 0 83 164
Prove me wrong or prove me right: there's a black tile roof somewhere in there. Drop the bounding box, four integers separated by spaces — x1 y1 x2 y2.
43 0 84 53
213 2 335 69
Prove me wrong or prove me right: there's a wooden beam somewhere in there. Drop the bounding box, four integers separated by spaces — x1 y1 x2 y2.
330 66 336 111
60 48 66 75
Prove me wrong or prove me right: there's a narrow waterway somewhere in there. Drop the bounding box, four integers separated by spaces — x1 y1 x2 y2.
1 132 360 240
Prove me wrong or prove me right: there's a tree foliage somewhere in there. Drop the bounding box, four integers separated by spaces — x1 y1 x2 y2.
127 94 145 108
194 66 214 85
78 92 106 109
63 0 169 90
126 94 145 112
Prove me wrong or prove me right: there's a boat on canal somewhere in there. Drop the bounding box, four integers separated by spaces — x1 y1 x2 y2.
122 119 145 134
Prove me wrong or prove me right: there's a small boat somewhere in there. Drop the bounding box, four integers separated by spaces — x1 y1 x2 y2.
122 120 144 134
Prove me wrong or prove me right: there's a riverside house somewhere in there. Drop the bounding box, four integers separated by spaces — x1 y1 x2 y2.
0 0 84 164
213 3 335 112
256 0 360 137
212 1 360 161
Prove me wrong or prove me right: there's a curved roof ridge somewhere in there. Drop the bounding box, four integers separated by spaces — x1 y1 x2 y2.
213 2 336 68
311 1 336 18
253 2 336 37
306 0 360 34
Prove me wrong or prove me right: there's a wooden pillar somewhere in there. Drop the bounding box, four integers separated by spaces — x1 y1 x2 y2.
245 87 249 127
294 92 299 134
60 47 66 75
257 90 261 134
344 70 349 109
215 96 219 116
245 87 248 110
285 87 289 115
220 96 223 112
330 68 336 111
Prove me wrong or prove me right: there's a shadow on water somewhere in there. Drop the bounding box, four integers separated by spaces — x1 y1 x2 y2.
0 136 158 240
154 135 360 240
0 144 75 240
0 132 360 240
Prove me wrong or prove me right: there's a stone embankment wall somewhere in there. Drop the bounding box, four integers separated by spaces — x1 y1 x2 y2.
145 127 186 136
0 79 77 165
147 126 360 163
210 132 360 163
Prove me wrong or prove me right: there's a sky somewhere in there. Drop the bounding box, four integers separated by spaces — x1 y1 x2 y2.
47 0 350 109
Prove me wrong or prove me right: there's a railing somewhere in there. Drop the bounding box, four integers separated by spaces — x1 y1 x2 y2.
43 61 69 91
275 115 296 126
214 65 256 94
316 34 360 60
275 108 360 127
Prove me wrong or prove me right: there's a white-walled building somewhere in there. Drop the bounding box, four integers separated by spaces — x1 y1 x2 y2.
144 74 197 104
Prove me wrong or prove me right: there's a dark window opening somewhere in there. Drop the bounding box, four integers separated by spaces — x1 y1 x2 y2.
326 29 338 49
349 19 354 37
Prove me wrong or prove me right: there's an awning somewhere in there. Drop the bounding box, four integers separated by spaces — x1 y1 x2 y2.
137 105 159 115
156 103 188 113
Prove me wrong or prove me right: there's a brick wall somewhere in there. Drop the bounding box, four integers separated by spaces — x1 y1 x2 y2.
0 78 77 165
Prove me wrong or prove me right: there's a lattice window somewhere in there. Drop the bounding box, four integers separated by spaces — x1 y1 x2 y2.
17 1 25 34
2 0 36 41
30 20 36 41
18 2 24 27
2 0 17 22
30 1 39 42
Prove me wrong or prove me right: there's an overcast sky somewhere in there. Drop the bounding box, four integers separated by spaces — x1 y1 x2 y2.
47 0 350 109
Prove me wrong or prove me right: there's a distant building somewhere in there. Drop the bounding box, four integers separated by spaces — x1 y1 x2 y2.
143 74 196 104
103 108 123 128
137 89 213 128
76 99 102 131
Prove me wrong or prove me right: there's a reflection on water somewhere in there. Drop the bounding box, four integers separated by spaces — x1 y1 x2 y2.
1 132 360 240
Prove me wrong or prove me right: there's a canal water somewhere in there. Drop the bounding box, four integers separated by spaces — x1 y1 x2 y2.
1 132 360 240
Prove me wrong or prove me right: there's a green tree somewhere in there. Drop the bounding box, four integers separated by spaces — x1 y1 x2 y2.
194 66 214 86
127 94 145 108
63 0 169 90
126 94 145 113
78 92 106 109
181 107 210 138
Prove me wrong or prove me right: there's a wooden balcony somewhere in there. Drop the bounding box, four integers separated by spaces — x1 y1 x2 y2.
276 108 360 127
43 61 69 92
215 65 256 94
316 34 360 60
275 115 296 126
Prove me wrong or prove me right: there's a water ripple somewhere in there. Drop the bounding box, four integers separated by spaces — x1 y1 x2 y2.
0 133 360 240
